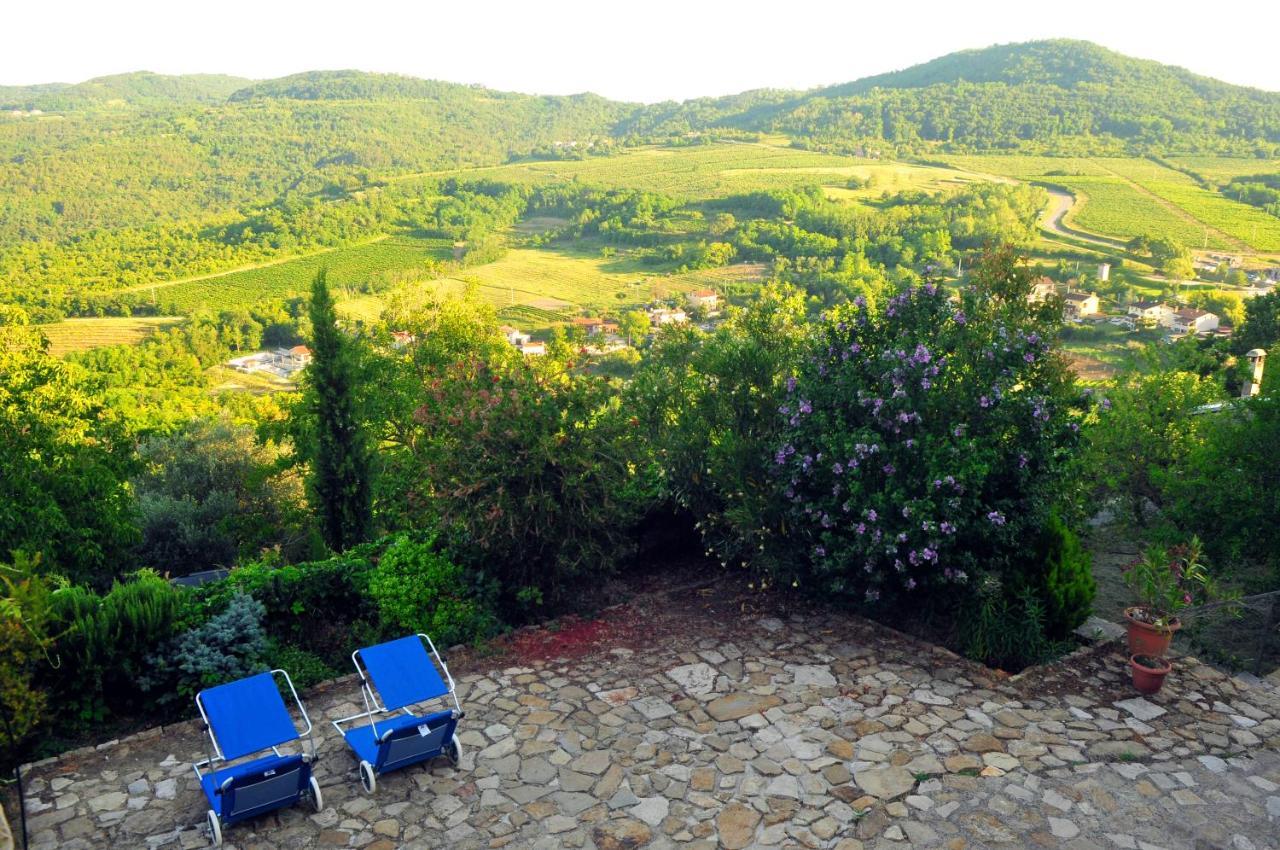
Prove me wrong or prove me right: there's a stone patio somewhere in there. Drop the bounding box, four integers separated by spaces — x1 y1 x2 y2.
9 583 1280 849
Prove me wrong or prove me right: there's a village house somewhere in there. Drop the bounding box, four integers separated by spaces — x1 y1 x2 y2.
390 331 416 348
571 316 607 336
1028 276 1058 303
1063 291 1100 320
686 289 720 312
518 340 546 356
1127 301 1175 328
649 306 689 326
500 325 531 347
226 345 312 378
1171 307 1220 336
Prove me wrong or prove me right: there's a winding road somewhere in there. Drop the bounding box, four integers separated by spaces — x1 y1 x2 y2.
1037 185 1127 251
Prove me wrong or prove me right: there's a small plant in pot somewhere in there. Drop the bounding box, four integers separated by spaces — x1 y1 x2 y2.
1121 537 1229 657
1130 654 1172 695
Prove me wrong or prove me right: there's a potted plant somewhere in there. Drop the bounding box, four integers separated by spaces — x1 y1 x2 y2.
1121 536 1232 656
1130 654 1172 695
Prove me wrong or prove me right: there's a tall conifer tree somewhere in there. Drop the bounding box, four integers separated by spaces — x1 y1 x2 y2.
305 269 372 551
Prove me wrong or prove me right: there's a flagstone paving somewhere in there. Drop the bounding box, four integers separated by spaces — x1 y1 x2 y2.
10 585 1280 849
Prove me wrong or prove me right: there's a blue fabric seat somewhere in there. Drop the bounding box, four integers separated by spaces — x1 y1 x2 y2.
199 753 312 826
333 634 464 793
343 709 457 774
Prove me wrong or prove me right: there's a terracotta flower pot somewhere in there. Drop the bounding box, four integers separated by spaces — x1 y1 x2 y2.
1124 607 1180 657
1130 654 1172 695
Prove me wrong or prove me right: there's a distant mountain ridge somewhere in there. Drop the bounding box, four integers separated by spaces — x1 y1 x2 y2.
0 71 251 110
4 41 1278 153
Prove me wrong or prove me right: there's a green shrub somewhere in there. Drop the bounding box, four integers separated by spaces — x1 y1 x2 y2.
385 331 649 617
959 580 1071 672
141 593 268 705
368 535 498 647
777 249 1079 605
0 552 62 754
48 569 183 723
191 552 378 662
1035 514 1095 639
267 640 339 690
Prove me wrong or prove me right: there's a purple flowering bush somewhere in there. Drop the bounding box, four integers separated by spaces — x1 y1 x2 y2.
775 249 1081 611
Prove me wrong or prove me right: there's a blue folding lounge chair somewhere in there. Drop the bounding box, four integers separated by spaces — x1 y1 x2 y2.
333 633 465 794
193 670 322 846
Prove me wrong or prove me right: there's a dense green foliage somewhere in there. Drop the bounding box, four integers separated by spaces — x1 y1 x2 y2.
0 311 139 586
375 303 649 615
368 536 497 646
629 285 812 571
134 419 312 574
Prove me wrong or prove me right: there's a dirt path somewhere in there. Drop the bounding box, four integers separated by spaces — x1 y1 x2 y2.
1037 185 1127 250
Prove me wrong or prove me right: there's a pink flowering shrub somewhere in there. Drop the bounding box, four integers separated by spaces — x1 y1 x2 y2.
775 249 1081 607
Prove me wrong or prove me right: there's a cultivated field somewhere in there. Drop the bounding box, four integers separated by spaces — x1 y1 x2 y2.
129 235 454 313
940 153 1280 252
41 316 183 356
1168 155 1280 183
434 143 987 200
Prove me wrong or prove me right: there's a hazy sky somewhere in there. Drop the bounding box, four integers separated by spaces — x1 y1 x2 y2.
5 0 1278 101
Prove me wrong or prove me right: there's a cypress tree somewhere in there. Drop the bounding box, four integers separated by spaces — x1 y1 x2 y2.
305 269 373 551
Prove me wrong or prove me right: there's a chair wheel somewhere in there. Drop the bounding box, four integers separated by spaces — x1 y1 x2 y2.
359 760 377 794
207 810 222 847
309 775 324 811
445 737 463 767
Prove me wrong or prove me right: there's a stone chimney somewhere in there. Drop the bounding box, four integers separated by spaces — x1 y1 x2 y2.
1243 348 1267 398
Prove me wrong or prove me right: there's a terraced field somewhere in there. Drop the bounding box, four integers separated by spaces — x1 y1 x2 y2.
40 316 183 356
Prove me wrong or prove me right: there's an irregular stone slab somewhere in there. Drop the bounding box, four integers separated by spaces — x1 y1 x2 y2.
666 662 718 696
592 818 653 850
598 686 639 707
631 696 676 720
854 765 916 801
572 750 612 776
706 692 783 722
1113 697 1166 721
962 733 1004 753
717 802 762 849
1087 740 1153 759
793 665 837 687
630 797 669 827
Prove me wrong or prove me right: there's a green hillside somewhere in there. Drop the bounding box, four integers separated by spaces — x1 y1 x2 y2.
622 41 1280 153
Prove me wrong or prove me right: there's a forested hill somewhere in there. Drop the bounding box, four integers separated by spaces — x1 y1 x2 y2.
0 74 627 244
0 72 252 110
620 40 1280 154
